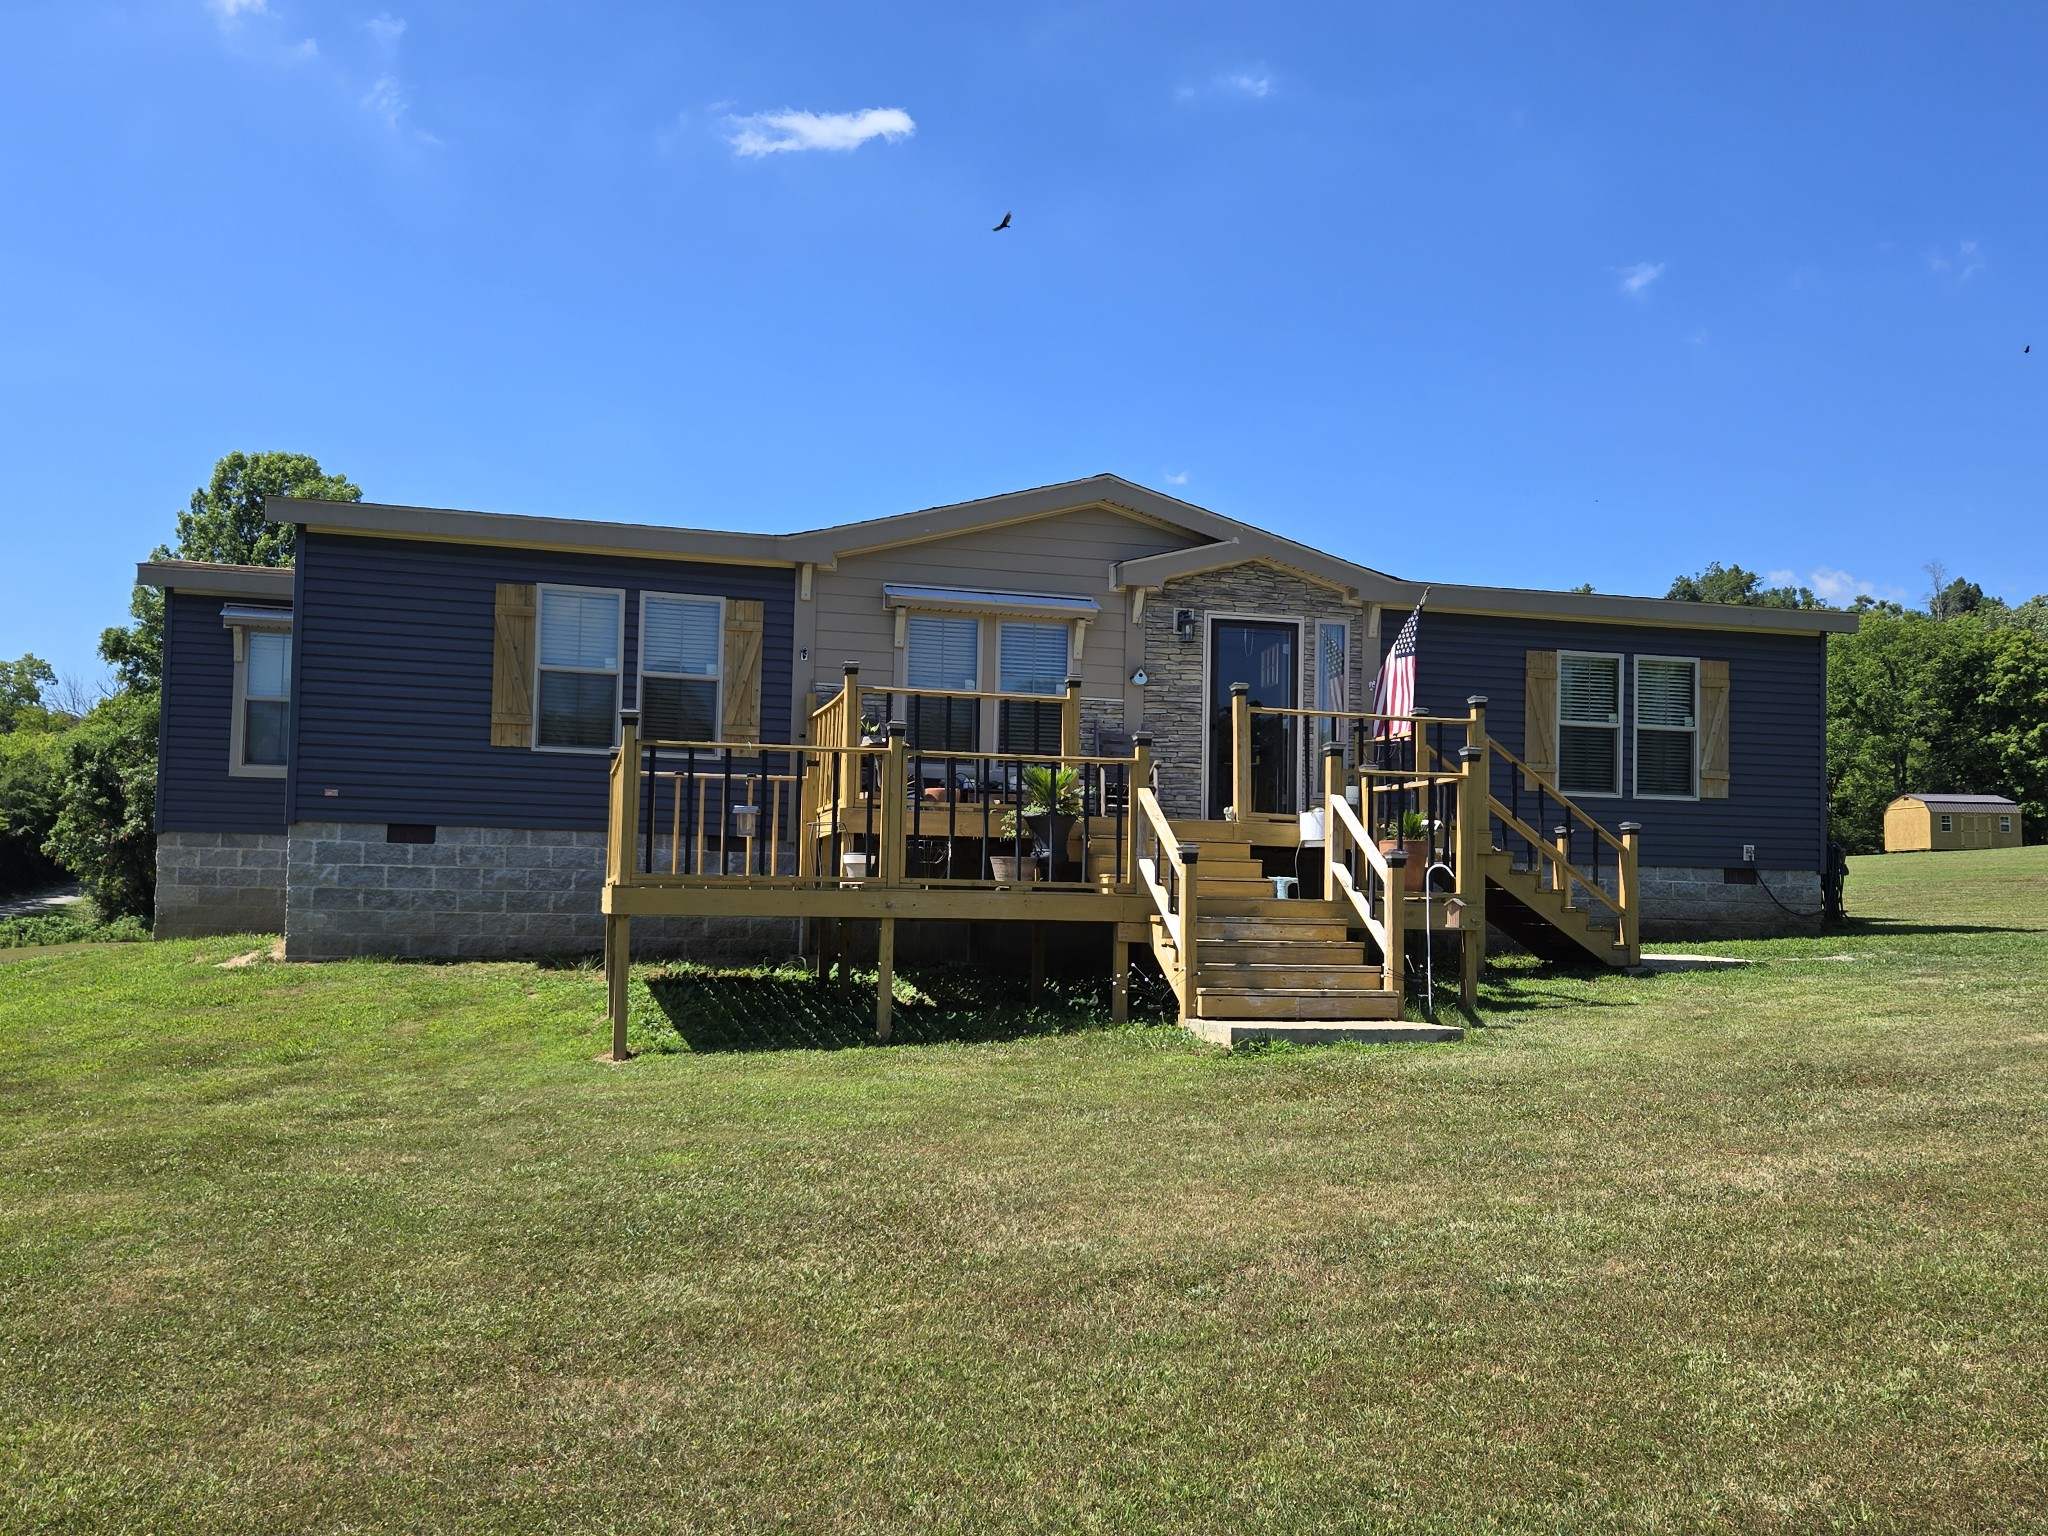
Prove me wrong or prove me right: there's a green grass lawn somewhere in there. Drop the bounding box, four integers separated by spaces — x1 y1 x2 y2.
2 850 2045 1533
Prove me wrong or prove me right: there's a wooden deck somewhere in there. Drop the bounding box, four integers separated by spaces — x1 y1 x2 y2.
599 685 1643 1056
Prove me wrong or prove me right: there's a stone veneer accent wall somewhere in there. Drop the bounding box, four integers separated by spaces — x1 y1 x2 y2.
1138 562 1365 818
284 821 799 962
154 831 288 938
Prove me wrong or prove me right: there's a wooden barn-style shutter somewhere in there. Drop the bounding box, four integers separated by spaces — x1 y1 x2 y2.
1523 649 1558 784
491 583 537 748
1698 658 1731 799
721 599 764 743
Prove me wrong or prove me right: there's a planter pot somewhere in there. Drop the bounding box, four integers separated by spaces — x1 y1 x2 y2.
1027 812 1081 883
841 852 871 881
1378 837 1428 892
989 855 1038 885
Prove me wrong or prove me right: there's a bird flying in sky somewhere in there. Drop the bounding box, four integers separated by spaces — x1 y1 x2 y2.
993 211 1012 231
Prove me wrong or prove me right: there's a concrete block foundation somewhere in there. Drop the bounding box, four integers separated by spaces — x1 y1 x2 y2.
154 830 288 938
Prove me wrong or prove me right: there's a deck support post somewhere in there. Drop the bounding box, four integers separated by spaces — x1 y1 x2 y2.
1321 742 1344 901
1111 934 1129 1023
1126 734 1153 884
1229 682 1252 821
1458 697 1490 1013
1061 676 1083 758
876 917 896 1042
1618 822 1642 965
605 914 631 1061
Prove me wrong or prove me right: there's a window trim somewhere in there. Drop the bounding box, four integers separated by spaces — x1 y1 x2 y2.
635 590 725 745
1555 649 1624 800
1631 653 1701 802
900 609 987 752
533 583 626 755
995 617 1071 754
1940 813 1953 833
226 615 293 780
2001 815 2013 834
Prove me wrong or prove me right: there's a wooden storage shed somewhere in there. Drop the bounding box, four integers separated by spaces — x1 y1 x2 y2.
1883 793 2023 852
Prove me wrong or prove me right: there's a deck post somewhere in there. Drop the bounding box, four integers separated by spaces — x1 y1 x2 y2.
1458 697 1490 1013
615 709 643 886
1179 845 1200 1019
1229 683 1252 820
882 721 908 886
1618 822 1642 965
1126 733 1153 885
1061 676 1083 758
840 663 862 746
1111 934 1130 1022
1321 742 1345 900
1382 848 1405 999
605 914 631 1061
876 917 895 1042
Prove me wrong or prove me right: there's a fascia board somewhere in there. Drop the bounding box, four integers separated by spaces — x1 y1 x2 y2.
135 561 295 600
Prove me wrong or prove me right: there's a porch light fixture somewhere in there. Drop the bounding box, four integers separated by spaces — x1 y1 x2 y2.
1175 609 1196 644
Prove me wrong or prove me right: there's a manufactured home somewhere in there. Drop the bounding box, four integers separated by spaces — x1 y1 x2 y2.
143 475 1857 1041
1883 793 2023 852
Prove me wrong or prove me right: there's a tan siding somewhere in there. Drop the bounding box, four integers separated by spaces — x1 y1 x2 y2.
806 505 1206 706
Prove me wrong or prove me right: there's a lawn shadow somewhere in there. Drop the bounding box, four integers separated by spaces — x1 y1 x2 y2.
645 965 1175 1052
1832 917 2039 938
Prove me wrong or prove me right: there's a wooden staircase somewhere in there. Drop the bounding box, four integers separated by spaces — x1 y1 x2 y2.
1146 829 1461 1048
1483 852 1634 967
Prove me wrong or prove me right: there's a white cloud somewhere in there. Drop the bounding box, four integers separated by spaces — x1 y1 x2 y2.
1163 470 1189 486
1770 566 1908 604
283 36 317 61
726 108 915 158
209 0 267 16
1616 261 1664 297
1219 71 1272 98
362 75 407 131
1927 240 1985 282
367 13 406 47
1685 328 1709 345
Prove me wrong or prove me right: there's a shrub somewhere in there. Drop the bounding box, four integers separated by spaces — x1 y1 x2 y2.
43 692 159 921
0 725 67 897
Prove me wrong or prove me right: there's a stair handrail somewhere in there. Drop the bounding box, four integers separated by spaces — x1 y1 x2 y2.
1134 787 1197 1010
1488 738 1629 858
1486 738 1640 960
1323 749 1405 997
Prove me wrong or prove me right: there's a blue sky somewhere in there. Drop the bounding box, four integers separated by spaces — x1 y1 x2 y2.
4 1 2045 683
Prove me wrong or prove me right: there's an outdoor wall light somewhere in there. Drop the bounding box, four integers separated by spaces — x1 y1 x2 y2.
1175 609 1196 644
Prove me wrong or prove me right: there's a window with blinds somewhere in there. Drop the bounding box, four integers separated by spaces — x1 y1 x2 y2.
998 621 1067 754
536 586 622 750
906 614 980 752
1634 657 1698 798
242 631 291 767
1557 652 1621 796
639 593 721 742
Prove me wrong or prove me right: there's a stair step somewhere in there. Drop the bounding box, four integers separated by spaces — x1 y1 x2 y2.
1194 988 1403 1021
1197 963 1389 991
1189 858 1265 880
1192 876 1277 898
1194 896 1350 919
1193 918 1353 943
1194 939 1369 965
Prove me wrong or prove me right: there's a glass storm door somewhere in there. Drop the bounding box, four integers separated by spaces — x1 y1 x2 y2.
1207 619 1299 819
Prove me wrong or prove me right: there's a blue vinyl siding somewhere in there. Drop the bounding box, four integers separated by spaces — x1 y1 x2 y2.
157 591 289 834
291 534 794 829
1387 612 1828 871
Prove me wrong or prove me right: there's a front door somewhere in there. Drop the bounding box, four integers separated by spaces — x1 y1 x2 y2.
1207 619 1299 819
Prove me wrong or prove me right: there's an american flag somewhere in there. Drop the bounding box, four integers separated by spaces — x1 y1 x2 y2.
1371 601 1422 739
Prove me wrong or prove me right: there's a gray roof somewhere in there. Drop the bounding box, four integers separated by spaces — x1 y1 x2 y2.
1899 794 2020 811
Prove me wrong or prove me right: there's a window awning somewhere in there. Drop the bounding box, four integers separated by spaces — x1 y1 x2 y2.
880 583 1099 619
220 605 294 629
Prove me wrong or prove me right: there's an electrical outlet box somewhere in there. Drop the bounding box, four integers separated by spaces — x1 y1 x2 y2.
1742 844 1756 862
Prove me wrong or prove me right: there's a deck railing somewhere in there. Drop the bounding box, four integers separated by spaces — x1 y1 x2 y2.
606 708 1147 894
1133 784 1196 1011
1488 735 1641 956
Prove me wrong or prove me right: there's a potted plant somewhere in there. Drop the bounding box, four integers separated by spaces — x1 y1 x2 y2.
1378 809 1428 892
991 765 1082 882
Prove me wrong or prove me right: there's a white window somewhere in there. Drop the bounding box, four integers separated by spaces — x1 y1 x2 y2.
535 586 623 751
1634 657 1698 799
1315 620 1349 761
997 621 1068 753
639 594 722 742
1940 813 1953 833
2001 815 2013 834
905 613 981 752
1557 652 1621 797
230 627 292 777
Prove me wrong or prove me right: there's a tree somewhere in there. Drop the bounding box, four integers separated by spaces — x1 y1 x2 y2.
98 451 362 693
42 692 160 919
0 654 55 733
1666 562 1824 609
